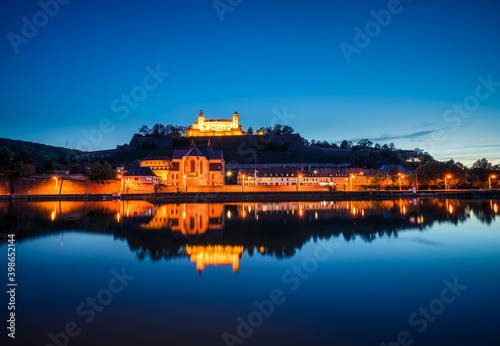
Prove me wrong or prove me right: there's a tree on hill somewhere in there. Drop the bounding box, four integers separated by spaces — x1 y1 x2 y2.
13 150 36 165
89 162 115 180
258 124 295 136
247 127 254 135
0 146 13 171
139 124 187 137
340 140 352 149
357 139 373 148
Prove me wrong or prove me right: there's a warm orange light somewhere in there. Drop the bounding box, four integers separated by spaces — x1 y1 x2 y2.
117 212 120 222
118 175 122 179
491 175 497 179
51 211 55 221
299 209 303 217
226 171 232 176
494 203 498 213
185 245 243 273
447 175 452 178
183 175 187 179
449 205 453 214
298 174 303 179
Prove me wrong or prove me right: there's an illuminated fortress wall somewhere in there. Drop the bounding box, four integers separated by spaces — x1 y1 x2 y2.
187 110 243 136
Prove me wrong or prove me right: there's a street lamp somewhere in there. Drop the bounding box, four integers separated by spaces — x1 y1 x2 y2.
183 175 187 192
350 174 355 191
489 175 497 190
444 174 452 190
297 174 302 191
241 174 246 192
52 176 58 191
397 173 405 191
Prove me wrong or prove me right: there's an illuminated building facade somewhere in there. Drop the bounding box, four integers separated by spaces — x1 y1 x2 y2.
122 167 158 193
187 110 243 136
168 145 225 187
140 156 170 184
237 167 388 187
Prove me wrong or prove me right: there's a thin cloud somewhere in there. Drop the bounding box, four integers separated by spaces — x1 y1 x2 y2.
349 128 448 143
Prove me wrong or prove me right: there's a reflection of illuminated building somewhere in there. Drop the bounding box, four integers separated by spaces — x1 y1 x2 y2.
186 245 243 274
170 204 223 236
122 202 224 235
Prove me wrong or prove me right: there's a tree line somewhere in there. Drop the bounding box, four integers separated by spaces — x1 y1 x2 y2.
303 137 399 151
138 123 296 137
368 158 499 190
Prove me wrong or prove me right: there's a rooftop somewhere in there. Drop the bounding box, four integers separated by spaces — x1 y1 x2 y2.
124 167 157 176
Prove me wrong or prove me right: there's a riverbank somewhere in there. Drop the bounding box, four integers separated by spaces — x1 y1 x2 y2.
0 190 499 202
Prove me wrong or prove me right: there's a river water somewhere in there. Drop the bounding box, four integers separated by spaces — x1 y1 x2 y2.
1 199 499 346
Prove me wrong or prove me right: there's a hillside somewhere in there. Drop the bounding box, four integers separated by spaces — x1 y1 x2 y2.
0 138 81 161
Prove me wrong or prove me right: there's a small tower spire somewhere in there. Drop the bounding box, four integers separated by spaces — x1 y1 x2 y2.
207 138 213 151
190 138 195 147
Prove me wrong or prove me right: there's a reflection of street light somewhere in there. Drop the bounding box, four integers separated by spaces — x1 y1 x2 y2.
489 175 497 190
445 174 452 190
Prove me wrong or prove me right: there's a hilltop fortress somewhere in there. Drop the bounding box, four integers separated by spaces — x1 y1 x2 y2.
187 110 243 136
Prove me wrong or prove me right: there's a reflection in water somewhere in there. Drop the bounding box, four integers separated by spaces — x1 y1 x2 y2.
186 245 243 274
1 198 498 273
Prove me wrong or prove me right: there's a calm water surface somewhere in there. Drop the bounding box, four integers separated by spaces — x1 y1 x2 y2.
1 199 499 346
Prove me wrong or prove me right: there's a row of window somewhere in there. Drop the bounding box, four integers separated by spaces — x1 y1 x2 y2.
126 177 155 182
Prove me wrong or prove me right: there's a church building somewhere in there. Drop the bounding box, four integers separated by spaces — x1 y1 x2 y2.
167 142 225 187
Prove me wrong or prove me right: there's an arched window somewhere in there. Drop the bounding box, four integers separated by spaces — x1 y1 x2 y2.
191 160 195 173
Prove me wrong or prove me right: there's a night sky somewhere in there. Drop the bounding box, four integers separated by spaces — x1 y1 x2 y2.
1 0 499 165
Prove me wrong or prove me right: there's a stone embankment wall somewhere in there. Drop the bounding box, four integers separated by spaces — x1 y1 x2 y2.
0 178 120 195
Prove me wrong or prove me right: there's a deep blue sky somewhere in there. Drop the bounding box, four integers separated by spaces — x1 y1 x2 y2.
1 0 499 165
